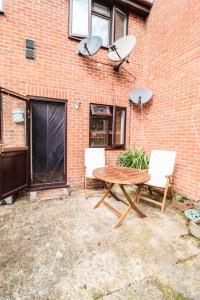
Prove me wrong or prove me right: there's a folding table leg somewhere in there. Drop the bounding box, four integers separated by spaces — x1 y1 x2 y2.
94 183 146 228
114 185 147 228
115 205 132 228
120 185 146 218
104 182 129 206
93 183 114 209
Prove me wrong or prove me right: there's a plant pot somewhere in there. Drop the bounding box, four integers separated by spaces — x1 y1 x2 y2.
171 199 194 211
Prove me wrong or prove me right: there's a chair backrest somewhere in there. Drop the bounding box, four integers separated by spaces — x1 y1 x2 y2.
85 148 105 177
148 150 176 187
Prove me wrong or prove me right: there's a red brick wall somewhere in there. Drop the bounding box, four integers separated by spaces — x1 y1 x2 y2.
0 0 145 187
1 0 199 201
1 94 26 146
140 0 200 200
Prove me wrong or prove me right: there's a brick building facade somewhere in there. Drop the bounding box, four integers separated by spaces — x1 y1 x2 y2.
0 0 199 200
143 0 200 200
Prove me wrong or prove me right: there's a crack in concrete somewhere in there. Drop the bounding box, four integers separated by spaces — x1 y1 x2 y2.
99 250 200 299
175 252 200 265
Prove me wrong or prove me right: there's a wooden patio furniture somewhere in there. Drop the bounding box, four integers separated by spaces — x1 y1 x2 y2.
84 147 105 190
137 150 176 212
93 166 150 228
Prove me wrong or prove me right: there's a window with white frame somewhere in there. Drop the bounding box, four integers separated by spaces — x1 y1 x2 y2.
89 104 126 148
0 0 4 13
69 0 128 47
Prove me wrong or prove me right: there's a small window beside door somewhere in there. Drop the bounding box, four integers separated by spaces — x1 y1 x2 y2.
89 104 126 149
69 0 128 47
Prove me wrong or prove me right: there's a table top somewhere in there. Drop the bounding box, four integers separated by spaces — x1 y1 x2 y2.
93 166 150 185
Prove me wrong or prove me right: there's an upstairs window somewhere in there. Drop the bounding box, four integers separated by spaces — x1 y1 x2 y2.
114 8 127 41
0 0 4 13
89 104 126 149
69 0 128 47
70 0 89 37
91 1 111 47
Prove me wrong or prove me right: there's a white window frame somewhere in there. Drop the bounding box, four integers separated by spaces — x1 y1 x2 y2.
0 0 4 13
69 0 128 47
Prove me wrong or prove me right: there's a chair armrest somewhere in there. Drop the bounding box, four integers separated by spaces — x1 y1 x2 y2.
165 174 173 185
165 174 173 178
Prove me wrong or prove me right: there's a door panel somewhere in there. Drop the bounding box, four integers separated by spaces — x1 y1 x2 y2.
0 148 29 200
0 88 29 200
31 100 65 185
32 102 48 183
48 103 65 182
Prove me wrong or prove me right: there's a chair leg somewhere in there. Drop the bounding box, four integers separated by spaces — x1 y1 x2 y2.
137 185 144 203
136 189 142 203
148 186 153 195
84 176 86 190
161 185 169 213
84 166 87 190
136 188 141 203
169 185 173 200
84 172 89 199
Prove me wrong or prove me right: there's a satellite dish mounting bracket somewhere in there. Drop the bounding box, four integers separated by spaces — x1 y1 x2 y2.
114 58 129 72
110 45 121 60
84 42 91 56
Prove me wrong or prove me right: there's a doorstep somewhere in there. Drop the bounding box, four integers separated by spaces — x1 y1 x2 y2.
29 188 70 202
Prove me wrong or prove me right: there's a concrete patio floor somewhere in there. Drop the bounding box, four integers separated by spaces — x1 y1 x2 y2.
0 187 200 300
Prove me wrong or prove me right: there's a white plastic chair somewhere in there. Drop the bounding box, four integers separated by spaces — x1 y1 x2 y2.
84 148 105 189
138 150 176 212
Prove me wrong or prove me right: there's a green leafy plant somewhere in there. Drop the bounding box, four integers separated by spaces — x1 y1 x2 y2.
118 148 149 170
175 194 188 203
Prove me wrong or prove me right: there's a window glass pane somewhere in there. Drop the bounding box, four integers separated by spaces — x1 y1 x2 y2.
0 0 4 11
71 0 89 36
115 109 125 145
90 118 112 147
115 9 127 41
92 14 109 47
89 105 126 148
92 1 110 17
107 118 113 146
91 104 112 116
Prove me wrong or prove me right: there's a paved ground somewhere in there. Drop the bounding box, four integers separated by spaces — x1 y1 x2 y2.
0 187 200 300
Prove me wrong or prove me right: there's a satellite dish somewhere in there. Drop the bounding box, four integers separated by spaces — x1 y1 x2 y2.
129 88 153 105
108 35 136 71
77 36 103 56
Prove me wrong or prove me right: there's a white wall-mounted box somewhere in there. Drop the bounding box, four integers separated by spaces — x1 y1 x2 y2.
12 108 25 123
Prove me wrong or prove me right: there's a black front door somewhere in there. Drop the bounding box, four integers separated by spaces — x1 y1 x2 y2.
31 100 66 186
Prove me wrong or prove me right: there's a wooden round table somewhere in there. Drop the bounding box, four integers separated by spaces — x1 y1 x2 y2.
93 166 150 228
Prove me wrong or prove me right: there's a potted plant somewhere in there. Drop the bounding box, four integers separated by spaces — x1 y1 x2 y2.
171 194 194 211
118 148 149 170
